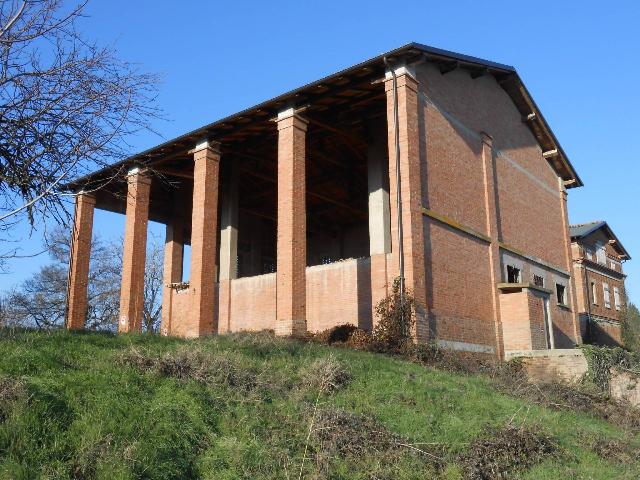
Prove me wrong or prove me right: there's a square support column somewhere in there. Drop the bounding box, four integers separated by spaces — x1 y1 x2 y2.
219 161 239 281
385 65 428 342
187 141 221 338
66 192 96 330
119 168 151 333
559 178 582 345
366 119 392 256
218 160 239 334
160 214 184 336
276 108 308 337
480 133 505 359
366 119 392 328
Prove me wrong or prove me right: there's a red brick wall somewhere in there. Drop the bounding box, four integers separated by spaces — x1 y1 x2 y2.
573 266 625 321
424 219 496 348
418 63 567 269
416 62 579 351
229 273 277 332
500 289 549 352
164 261 375 336
306 258 372 333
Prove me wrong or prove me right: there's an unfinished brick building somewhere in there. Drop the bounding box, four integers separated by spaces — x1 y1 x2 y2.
65 43 585 359
570 221 631 347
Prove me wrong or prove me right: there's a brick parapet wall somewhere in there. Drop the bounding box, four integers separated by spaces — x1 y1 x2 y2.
510 349 589 384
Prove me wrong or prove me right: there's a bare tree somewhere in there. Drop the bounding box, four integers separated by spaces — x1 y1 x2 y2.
0 0 160 237
4 227 164 331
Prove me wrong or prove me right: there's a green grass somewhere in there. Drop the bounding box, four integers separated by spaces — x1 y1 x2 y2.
0 328 638 479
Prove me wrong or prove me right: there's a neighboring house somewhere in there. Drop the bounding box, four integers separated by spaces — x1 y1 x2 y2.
64 42 585 360
571 221 631 346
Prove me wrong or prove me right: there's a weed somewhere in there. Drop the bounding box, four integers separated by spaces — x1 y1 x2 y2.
301 355 352 393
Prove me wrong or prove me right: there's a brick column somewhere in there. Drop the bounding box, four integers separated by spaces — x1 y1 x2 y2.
559 178 582 345
187 141 221 338
276 108 308 337
385 65 428 342
66 192 96 330
119 168 151 333
160 215 184 336
480 133 505 359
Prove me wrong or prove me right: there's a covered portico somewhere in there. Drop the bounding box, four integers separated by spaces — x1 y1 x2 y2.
64 48 429 339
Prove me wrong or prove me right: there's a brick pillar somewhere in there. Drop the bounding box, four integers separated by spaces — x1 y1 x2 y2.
119 169 151 333
366 119 391 329
276 108 308 337
160 215 184 336
187 141 221 338
66 192 96 330
559 178 582 345
480 133 505 359
385 66 428 342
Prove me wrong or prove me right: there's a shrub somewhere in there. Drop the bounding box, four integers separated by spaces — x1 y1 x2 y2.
372 278 416 350
621 302 640 352
582 344 640 391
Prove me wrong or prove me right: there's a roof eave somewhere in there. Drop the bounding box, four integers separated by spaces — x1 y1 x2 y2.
65 42 584 190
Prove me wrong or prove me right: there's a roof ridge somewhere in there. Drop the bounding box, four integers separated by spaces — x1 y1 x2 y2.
569 220 604 228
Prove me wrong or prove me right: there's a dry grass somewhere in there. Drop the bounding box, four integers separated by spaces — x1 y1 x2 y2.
118 346 262 393
0 376 25 422
301 355 352 393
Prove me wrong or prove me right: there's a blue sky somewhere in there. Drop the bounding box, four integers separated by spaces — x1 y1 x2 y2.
2 0 639 304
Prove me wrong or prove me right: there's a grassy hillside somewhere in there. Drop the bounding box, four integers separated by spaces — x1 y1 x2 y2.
0 328 638 479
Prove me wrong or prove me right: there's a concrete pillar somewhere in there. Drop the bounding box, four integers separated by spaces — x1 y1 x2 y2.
219 162 239 281
480 133 505 359
66 192 96 330
366 119 392 329
249 220 263 276
367 120 391 255
559 178 582 345
276 108 308 337
218 161 239 334
119 168 151 333
187 141 221 338
160 215 184 336
384 65 428 342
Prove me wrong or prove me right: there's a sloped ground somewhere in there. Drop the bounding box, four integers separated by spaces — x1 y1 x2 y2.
0 328 638 479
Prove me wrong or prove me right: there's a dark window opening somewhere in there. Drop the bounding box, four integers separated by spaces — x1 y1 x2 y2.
533 275 544 287
556 284 566 305
507 265 521 283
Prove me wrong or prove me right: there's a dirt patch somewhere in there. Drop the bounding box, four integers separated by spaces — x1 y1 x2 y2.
312 409 401 457
308 408 444 475
580 433 640 465
301 355 352 393
457 425 558 479
0 376 26 422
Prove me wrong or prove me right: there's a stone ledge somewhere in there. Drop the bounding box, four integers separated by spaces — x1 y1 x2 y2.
505 348 583 360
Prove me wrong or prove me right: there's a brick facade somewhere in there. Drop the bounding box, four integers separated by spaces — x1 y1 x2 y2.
571 223 629 347
67 44 596 361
